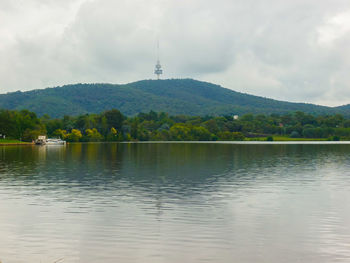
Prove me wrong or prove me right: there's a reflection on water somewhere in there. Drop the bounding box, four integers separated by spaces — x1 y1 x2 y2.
1 143 350 262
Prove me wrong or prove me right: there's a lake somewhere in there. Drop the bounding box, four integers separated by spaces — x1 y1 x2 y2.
0 142 350 263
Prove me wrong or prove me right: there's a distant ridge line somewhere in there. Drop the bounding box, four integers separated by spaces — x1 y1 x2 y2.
0 79 348 118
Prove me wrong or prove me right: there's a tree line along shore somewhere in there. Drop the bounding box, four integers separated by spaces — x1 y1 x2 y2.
0 108 350 144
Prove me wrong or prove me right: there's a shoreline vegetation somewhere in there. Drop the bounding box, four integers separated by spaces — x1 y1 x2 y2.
1 108 350 144
0 139 31 145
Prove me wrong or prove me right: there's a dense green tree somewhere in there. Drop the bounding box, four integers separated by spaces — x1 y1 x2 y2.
104 109 124 131
169 124 191 141
85 128 103 141
3 108 350 143
52 129 67 139
190 126 213 141
106 127 118 141
66 129 82 142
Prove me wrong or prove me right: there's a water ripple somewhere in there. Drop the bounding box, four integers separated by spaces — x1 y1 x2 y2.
0 143 350 262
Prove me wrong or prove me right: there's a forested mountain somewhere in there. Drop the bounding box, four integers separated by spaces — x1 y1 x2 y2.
0 79 347 118
335 104 350 111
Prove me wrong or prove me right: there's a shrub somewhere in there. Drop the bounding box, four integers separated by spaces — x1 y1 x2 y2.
290 131 300 138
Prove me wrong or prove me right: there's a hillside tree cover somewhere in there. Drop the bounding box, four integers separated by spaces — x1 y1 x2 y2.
2 108 350 142
0 79 349 118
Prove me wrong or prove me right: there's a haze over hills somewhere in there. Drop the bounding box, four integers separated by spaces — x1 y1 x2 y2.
0 79 348 118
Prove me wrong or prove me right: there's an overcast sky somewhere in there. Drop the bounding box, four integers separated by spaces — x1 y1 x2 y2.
1 0 350 106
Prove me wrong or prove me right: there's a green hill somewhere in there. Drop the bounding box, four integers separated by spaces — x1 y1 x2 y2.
0 79 347 117
335 104 350 112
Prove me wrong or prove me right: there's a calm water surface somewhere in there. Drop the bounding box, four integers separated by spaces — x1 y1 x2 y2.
1 142 350 263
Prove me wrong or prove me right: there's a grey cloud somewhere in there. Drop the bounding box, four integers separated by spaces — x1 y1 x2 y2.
0 0 350 106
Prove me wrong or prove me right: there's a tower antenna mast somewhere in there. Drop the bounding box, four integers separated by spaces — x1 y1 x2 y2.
154 40 163 80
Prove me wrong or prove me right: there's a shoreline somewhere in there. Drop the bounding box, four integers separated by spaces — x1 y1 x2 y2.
0 143 34 146
2 140 350 146
123 140 350 144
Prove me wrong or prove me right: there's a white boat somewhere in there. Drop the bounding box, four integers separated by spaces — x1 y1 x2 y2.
35 136 66 145
46 138 66 145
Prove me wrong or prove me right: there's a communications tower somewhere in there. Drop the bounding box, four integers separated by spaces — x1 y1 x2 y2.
154 41 163 79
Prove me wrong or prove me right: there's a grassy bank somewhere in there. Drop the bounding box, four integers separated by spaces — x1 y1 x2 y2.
0 139 32 145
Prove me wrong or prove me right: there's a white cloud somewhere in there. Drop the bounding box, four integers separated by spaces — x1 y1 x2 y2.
0 0 350 106
317 10 350 46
